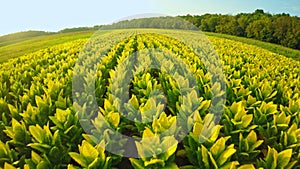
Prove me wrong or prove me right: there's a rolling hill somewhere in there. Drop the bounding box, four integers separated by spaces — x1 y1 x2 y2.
0 28 299 169
0 31 94 63
0 31 54 47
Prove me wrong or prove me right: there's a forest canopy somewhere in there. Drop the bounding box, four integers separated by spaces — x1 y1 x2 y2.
180 9 300 49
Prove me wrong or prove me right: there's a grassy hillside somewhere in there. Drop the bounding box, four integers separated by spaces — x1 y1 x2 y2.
0 30 55 47
0 31 94 63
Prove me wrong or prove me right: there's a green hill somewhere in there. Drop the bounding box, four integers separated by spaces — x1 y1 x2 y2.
0 30 55 47
0 30 94 63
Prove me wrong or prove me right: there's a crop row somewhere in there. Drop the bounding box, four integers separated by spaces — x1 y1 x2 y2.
0 29 299 169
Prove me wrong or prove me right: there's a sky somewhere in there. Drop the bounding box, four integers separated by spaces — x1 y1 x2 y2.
1 0 300 36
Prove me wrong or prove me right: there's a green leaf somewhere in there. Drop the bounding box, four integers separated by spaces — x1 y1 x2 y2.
103 99 114 115
35 96 47 110
209 125 222 143
219 161 239 169
217 145 236 166
102 157 112 169
36 161 51 169
144 158 165 167
107 112 120 128
49 117 64 129
95 140 106 161
80 140 99 160
27 143 51 153
140 98 152 113
8 104 19 119
191 122 203 141
250 140 264 151
277 149 292 168
129 95 139 109
142 127 155 138
4 163 17 169
210 137 226 158
129 158 144 169
231 102 244 117
161 136 178 160
88 158 102 169
201 145 210 168
208 151 218 169
69 152 87 168
265 147 277 169
49 130 59 145
267 91 277 100
241 114 253 128
29 125 44 143
246 130 257 144
285 160 297 169
56 108 70 122
31 151 42 164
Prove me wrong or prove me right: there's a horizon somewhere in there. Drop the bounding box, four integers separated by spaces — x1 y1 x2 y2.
1 10 299 37
1 0 300 36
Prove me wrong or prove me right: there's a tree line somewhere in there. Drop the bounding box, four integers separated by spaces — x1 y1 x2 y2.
58 25 103 33
101 16 198 30
180 9 300 49
57 9 300 50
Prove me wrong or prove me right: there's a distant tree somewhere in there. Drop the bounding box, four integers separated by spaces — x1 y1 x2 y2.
200 14 220 32
254 9 265 15
274 16 300 49
246 18 274 42
273 16 290 45
216 16 243 36
236 14 251 36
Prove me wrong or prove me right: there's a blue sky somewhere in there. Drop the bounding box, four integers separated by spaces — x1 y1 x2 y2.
1 0 300 36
